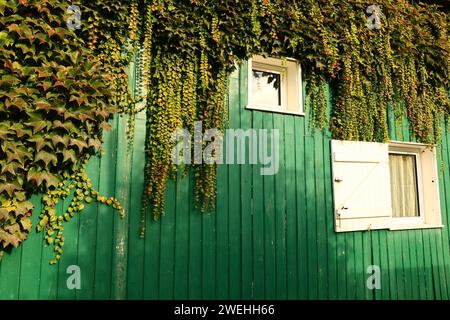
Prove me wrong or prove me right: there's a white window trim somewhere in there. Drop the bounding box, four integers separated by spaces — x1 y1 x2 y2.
388 141 443 230
388 151 425 228
247 56 304 116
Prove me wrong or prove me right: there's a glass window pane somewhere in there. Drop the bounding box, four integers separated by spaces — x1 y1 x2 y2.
252 69 281 107
389 154 420 217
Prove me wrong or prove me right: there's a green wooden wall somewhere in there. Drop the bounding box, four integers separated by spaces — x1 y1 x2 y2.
1 63 450 299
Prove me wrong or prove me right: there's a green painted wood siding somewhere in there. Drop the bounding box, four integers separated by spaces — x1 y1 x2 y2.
1 63 450 299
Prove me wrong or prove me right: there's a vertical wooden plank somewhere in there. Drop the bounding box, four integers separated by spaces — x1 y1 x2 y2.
125 56 144 299
393 232 406 299
201 209 216 299
143 202 162 299
18 194 43 299
188 170 202 299
422 230 435 299
173 172 190 299
305 134 318 299
252 111 265 299
400 231 413 299
438 124 450 298
385 230 398 299
414 230 427 300
126 115 146 299
370 231 383 300
407 231 420 299
142 120 161 299
377 230 390 300
323 133 338 300
345 232 356 299
228 70 241 299
0 228 23 299
443 123 450 245
216 138 229 299
435 231 449 299
335 236 347 300
159 180 176 299
314 131 327 299
37 203 62 300
0 235 22 300
56 199 75 300
362 232 373 300
285 115 298 299
94 117 118 299
239 63 253 299
429 230 443 299
353 232 365 300
433 128 450 299
294 115 307 299
274 113 287 299
111 115 131 300
263 112 276 299
75 156 101 299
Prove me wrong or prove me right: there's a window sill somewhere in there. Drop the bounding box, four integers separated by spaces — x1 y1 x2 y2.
389 224 444 231
246 105 305 116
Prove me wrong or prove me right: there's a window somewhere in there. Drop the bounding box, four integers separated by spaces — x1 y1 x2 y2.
247 55 303 115
331 140 442 232
389 153 421 220
251 69 282 107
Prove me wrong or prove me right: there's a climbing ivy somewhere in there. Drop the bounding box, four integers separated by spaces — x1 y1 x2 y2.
131 0 449 235
0 0 132 262
0 0 449 260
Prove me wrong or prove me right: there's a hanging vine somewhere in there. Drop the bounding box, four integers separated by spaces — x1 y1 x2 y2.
132 0 448 228
0 0 449 261
0 0 133 262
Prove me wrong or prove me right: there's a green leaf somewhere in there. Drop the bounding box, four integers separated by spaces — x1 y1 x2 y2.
35 150 58 167
62 149 76 164
0 208 9 220
1 161 20 175
15 201 33 216
88 138 102 152
20 217 32 231
25 120 48 134
53 120 75 132
69 138 88 153
27 134 52 152
0 182 21 197
50 134 69 148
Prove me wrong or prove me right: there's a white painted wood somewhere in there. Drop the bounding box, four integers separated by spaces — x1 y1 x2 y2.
331 140 392 232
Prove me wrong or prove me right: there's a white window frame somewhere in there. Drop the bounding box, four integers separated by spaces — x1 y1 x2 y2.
247 55 304 116
388 150 425 228
388 141 443 230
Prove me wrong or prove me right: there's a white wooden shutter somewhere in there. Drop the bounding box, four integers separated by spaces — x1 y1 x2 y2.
417 145 442 227
331 140 392 232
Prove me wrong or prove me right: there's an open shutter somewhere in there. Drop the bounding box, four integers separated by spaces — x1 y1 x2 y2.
331 140 392 232
416 145 442 227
